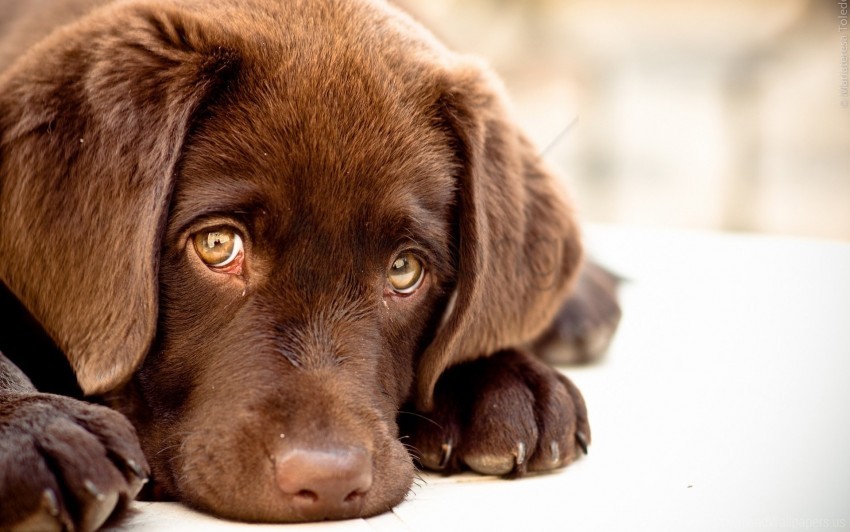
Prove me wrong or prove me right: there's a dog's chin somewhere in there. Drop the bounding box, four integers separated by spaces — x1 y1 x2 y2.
153 423 415 523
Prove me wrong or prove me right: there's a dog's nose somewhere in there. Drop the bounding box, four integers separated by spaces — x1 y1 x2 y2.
275 446 372 519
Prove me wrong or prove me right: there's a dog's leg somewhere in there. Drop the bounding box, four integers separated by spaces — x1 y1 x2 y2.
400 348 590 476
0 351 149 531
533 258 623 365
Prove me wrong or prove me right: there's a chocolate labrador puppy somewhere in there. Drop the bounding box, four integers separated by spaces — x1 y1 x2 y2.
0 0 621 529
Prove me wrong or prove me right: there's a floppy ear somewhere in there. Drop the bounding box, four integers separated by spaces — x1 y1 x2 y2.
0 4 240 395
416 63 584 411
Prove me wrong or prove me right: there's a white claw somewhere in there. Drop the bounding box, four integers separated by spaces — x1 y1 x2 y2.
550 441 561 465
438 439 453 469
515 442 527 466
42 489 59 516
84 479 105 502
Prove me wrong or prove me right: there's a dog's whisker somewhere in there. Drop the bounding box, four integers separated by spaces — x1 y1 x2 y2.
155 443 184 456
396 410 442 429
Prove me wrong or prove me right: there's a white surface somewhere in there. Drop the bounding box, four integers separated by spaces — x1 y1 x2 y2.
109 226 850 531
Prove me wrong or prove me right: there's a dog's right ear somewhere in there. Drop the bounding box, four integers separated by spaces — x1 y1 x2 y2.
0 4 240 395
414 62 584 411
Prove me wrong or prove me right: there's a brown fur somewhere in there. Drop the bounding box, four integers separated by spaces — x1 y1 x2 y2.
0 0 620 528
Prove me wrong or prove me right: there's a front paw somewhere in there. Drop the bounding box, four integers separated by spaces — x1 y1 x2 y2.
401 349 589 476
0 393 149 531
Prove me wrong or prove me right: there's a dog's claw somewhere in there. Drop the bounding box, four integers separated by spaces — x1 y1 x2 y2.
41 488 74 532
514 442 527 467
125 459 146 479
42 489 59 517
549 441 560 465
123 457 150 500
438 439 453 470
126 458 150 486
576 431 589 455
11 491 65 532
84 479 106 502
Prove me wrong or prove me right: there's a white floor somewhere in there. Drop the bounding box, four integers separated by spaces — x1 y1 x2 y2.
109 226 850 531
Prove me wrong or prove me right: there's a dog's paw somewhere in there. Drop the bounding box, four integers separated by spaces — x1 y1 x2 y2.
0 393 149 531
401 349 589 476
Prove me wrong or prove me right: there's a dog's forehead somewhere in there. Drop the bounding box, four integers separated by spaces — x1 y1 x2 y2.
175 21 456 234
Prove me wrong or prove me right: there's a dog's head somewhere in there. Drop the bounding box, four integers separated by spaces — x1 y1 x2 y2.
0 0 581 522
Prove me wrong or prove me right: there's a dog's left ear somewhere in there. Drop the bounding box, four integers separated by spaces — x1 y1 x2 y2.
416 62 583 411
0 4 240 395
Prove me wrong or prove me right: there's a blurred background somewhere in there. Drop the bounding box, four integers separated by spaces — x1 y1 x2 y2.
399 0 850 241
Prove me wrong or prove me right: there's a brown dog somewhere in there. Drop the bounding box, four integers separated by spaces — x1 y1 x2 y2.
0 0 620 529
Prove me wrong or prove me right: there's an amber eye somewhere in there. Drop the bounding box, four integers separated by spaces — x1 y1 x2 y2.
193 228 243 268
387 252 424 294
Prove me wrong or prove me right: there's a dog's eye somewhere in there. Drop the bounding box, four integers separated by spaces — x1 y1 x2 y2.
193 228 243 269
387 252 424 294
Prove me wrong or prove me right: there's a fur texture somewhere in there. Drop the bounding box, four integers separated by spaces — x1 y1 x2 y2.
0 0 620 528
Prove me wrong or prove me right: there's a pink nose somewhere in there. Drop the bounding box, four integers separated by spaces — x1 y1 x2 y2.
275 446 373 520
